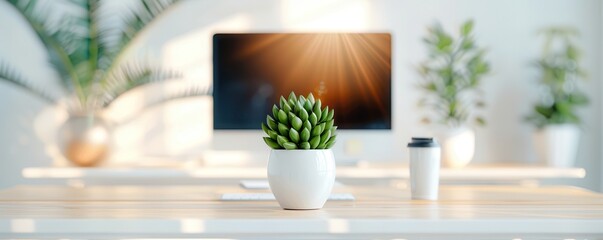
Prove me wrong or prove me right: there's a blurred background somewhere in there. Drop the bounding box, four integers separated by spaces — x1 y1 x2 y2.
0 0 601 191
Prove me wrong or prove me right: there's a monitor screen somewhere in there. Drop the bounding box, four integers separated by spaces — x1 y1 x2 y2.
213 33 391 130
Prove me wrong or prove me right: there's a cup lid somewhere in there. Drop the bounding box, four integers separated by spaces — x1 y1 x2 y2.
407 137 440 148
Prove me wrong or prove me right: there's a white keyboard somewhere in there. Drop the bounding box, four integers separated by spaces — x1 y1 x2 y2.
221 193 355 201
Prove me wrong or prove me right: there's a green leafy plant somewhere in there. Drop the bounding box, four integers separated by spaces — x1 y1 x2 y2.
526 27 588 128
0 0 208 113
262 92 337 150
417 20 490 128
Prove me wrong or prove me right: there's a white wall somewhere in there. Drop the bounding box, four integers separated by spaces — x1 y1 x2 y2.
0 0 601 191
600 1 603 191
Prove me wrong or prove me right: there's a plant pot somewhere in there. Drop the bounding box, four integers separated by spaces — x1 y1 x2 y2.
267 149 336 210
533 124 580 167
435 127 475 168
58 114 111 167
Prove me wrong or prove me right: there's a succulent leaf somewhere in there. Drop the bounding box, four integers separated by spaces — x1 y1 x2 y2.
261 123 271 134
307 93 315 104
266 116 277 130
283 142 297 150
289 128 300 143
320 129 331 145
309 135 320 149
313 99 322 120
327 109 335 120
283 101 292 113
295 101 303 113
303 120 312 131
278 123 289 136
276 135 289 147
311 124 322 137
300 128 310 142
325 119 334 131
288 92 296 102
325 135 337 149
277 110 288 124
267 130 278 140
299 95 306 105
299 108 309 121
303 100 313 112
272 104 279 119
292 116 303 130
288 112 297 123
300 142 311 149
264 137 281 149
317 122 326 134
280 96 288 109
320 106 329 122
309 112 318 126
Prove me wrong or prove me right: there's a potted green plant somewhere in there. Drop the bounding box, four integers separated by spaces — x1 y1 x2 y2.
0 0 208 166
417 20 490 168
527 27 587 167
262 92 337 210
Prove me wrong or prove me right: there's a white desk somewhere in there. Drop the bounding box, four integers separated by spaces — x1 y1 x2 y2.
1 185 602 239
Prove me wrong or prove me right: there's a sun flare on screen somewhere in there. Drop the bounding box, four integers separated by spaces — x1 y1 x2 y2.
214 33 391 129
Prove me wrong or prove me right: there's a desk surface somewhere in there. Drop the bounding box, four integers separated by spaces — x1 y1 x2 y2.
1 185 602 239
22 164 586 180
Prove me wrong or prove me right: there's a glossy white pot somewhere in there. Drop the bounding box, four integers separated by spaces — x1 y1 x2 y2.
436 127 475 168
267 149 336 210
533 124 580 167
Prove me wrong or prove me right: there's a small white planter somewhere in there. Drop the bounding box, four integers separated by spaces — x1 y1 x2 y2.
267 149 336 210
436 127 475 168
533 124 580 167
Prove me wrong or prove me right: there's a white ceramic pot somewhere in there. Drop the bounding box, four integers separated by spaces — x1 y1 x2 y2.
436 127 475 168
533 124 580 167
267 149 336 210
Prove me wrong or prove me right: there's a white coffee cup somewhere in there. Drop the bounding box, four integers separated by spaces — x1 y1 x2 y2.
407 137 441 200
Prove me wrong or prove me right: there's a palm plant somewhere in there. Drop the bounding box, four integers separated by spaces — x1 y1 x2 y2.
0 0 208 114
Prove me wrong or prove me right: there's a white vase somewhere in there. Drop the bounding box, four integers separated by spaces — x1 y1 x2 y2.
267 149 336 210
533 124 580 167
436 127 475 168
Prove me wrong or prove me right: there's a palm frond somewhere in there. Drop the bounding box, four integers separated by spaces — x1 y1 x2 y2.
97 0 180 92
98 0 178 63
6 0 88 98
0 61 56 103
101 61 182 107
142 86 212 110
120 0 178 48
117 85 211 125
78 0 102 89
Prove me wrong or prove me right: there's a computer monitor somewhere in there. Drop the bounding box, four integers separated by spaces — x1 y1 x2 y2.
211 33 394 163
213 33 392 130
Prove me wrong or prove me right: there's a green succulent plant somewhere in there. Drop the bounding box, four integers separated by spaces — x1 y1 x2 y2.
262 92 337 150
